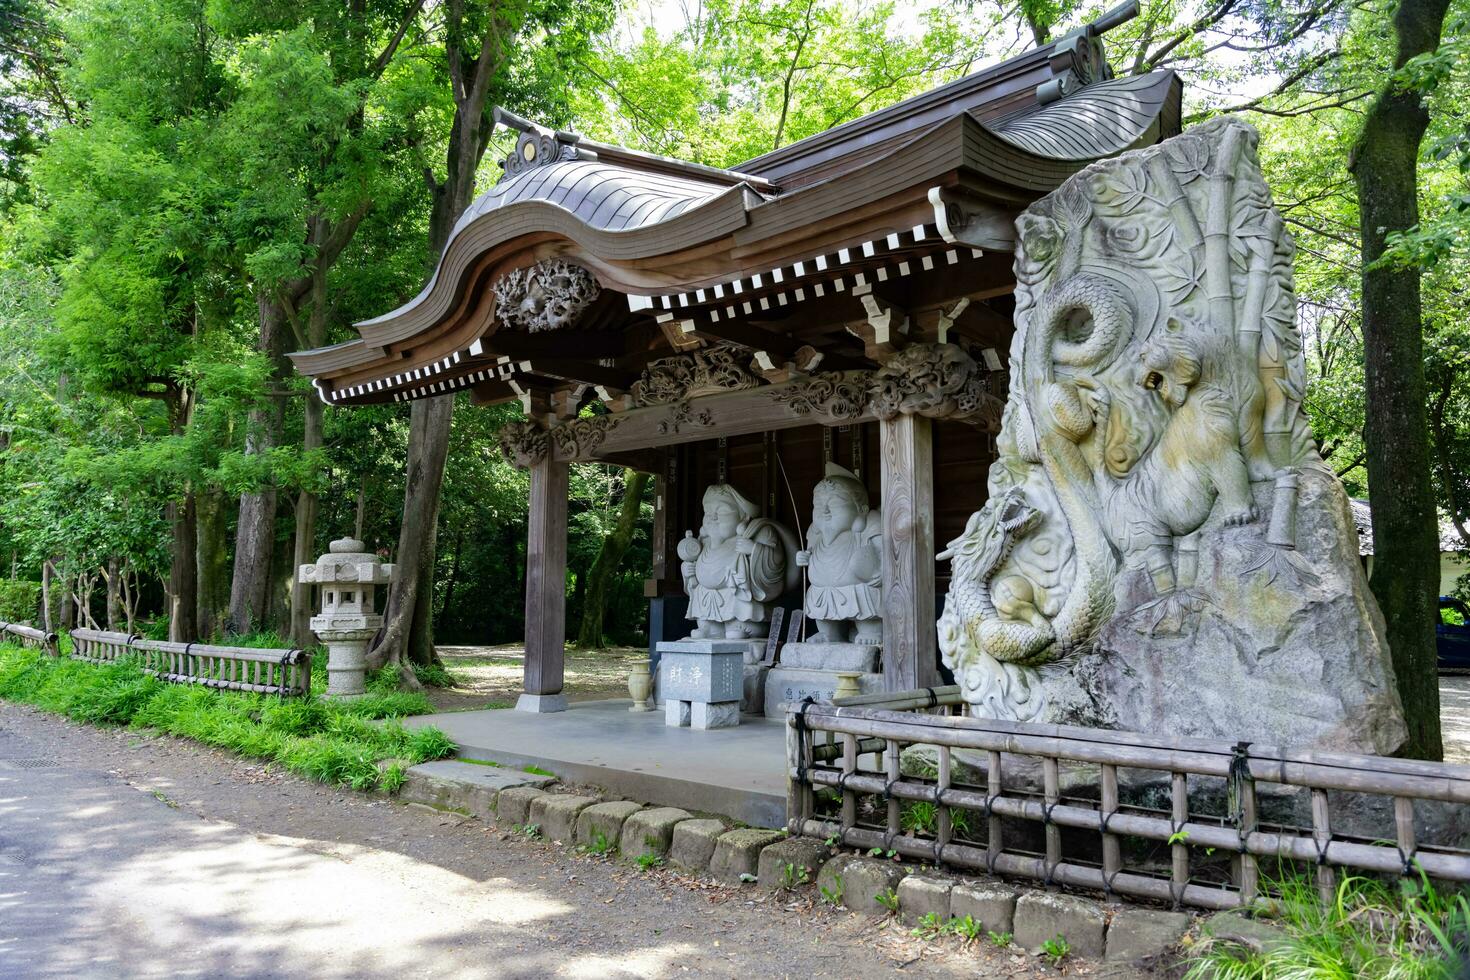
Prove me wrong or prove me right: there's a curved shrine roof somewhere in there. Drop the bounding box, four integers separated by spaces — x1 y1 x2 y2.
290 22 1181 407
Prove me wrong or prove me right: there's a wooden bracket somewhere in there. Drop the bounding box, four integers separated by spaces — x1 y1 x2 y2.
848 282 910 362
751 345 825 383
935 298 971 344
928 186 1017 251
655 313 704 352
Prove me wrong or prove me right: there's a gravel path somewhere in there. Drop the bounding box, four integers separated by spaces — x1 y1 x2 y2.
0 703 1129 980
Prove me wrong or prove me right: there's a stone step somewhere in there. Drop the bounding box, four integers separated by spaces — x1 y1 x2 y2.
399 759 556 819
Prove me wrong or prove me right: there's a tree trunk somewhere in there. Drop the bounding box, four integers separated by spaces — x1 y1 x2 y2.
577 470 649 648
57 559 73 632
1350 0 1452 760
195 488 231 639
167 494 198 642
106 556 122 631
290 394 323 647
227 293 288 634
40 558 53 632
368 392 453 675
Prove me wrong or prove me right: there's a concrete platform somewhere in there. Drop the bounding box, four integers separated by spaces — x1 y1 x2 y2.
404 699 788 827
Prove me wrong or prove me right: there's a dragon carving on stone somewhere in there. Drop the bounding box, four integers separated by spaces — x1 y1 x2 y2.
940 117 1323 722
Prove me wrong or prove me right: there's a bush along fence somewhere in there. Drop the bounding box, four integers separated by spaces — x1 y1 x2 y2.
69 628 312 698
0 621 58 655
785 687 1470 912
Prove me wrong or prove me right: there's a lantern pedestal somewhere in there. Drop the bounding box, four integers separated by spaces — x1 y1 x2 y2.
299 537 396 701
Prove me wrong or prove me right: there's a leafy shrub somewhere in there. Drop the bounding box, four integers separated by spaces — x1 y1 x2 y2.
0 643 452 791
0 580 41 623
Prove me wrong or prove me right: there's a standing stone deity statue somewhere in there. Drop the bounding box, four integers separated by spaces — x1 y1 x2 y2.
795 463 883 644
677 483 797 640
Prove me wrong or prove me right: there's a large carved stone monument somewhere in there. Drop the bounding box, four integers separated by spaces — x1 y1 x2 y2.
660 483 799 727
938 117 1407 754
766 464 887 716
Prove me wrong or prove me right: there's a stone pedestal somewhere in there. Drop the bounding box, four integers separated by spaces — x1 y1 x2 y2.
657 640 746 730
300 537 396 701
764 641 885 716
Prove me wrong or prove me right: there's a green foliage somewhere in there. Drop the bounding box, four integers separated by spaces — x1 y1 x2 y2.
520 823 542 840
0 580 41 622
635 853 664 871
0 643 451 790
875 887 900 913
819 873 844 907
581 829 616 857
779 862 811 890
1040 935 1070 966
1185 871 1470 980
988 930 1013 948
950 915 983 942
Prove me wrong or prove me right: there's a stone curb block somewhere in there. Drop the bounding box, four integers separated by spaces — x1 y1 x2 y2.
709 829 786 884
1106 908 1191 962
1203 910 1289 953
668 818 727 872
756 838 831 891
529 794 599 844
818 855 904 913
1013 892 1107 959
575 801 643 850
619 807 692 860
897 874 954 925
495 786 547 829
949 881 1020 936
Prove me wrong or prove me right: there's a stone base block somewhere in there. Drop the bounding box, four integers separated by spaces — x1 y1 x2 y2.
691 700 740 729
495 785 548 829
756 838 831 891
950 881 1020 935
619 807 692 860
665 699 691 727
779 641 879 673
1013 892 1107 958
528 794 598 844
818 855 904 913
575 800 643 850
742 663 769 715
669 818 727 871
516 692 568 713
763 666 885 718
1106 908 1191 962
709 828 785 883
897 874 954 925
398 760 553 819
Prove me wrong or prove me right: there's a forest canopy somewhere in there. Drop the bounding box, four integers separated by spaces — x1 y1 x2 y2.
0 0 1464 680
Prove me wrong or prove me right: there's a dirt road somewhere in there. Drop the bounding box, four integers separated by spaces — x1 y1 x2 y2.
0 703 1111 980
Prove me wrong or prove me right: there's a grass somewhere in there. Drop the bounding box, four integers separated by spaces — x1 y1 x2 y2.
1186 870 1470 979
0 643 455 793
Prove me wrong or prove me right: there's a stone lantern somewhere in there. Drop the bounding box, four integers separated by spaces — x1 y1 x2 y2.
299 538 396 699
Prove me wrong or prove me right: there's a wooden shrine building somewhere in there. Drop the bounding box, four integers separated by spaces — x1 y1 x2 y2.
289 3 1181 710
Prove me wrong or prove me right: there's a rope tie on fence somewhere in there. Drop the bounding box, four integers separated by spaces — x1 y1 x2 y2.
882 776 900 803
1397 841 1419 877
922 687 938 710
278 649 299 698
794 696 816 788
1228 740 1254 853
1313 834 1332 867
183 642 194 683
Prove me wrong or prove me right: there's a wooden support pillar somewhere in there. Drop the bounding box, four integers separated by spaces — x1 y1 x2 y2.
519 453 569 712
879 413 938 691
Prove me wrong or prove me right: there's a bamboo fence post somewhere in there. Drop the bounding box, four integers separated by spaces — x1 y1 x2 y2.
1101 763 1121 892
937 744 953 850
885 738 902 845
842 732 858 833
1171 772 1189 907
1043 756 1062 886
1311 788 1335 904
1238 776 1260 905
1395 796 1417 875
987 750 1003 873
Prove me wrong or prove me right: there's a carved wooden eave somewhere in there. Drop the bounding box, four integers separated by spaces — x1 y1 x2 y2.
287 4 1178 416
495 343 1004 470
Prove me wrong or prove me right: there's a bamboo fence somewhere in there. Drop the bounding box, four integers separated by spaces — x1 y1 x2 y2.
786 686 1470 911
0 621 59 655
69 628 312 698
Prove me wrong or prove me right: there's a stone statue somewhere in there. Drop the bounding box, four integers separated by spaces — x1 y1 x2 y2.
937 117 1407 754
678 484 797 640
795 463 883 644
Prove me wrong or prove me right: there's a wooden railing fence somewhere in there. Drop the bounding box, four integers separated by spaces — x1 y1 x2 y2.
786 686 1470 911
0 621 59 655
70 628 311 698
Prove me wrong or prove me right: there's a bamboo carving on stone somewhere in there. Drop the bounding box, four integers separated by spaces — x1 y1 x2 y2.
939 118 1407 753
